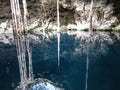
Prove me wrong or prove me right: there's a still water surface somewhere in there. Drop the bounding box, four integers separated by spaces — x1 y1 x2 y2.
0 31 120 90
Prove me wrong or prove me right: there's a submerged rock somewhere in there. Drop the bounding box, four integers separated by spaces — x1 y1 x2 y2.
15 78 64 90
30 82 63 90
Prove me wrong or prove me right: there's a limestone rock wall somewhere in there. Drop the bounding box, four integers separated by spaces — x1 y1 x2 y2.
0 0 120 32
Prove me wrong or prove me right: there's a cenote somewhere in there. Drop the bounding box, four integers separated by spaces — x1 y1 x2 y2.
0 0 120 89
0 31 120 90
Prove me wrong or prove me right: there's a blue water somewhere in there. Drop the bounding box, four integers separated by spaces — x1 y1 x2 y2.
0 32 120 90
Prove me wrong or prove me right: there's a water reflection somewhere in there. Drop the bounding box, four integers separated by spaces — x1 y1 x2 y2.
14 34 33 89
26 35 34 81
85 38 90 90
15 35 27 84
0 31 120 90
14 33 63 90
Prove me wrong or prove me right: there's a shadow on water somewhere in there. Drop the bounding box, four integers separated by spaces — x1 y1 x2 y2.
0 31 120 90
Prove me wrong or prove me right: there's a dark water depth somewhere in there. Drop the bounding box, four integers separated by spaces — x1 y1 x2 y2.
0 31 120 90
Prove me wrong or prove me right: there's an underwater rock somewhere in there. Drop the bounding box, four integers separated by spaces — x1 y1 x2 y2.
15 78 64 90
30 82 63 90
